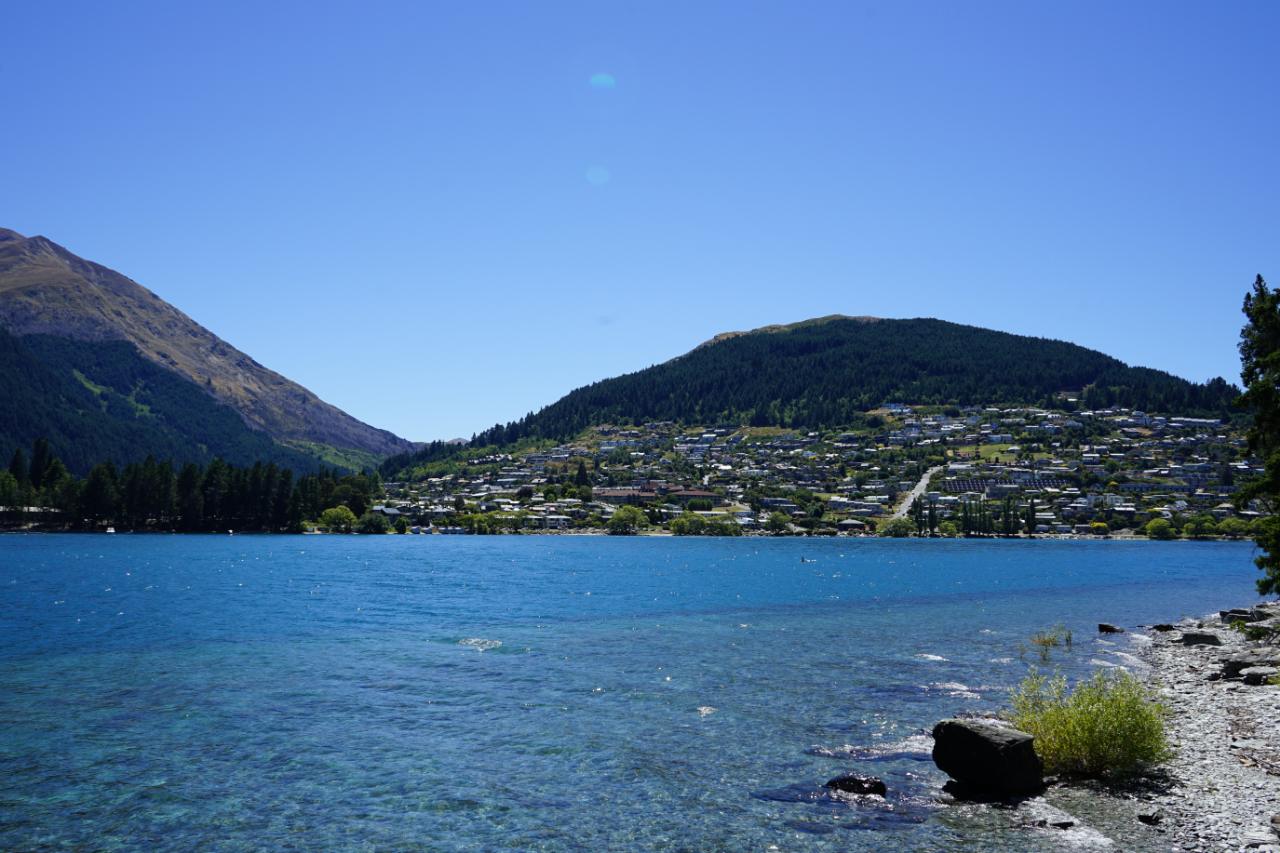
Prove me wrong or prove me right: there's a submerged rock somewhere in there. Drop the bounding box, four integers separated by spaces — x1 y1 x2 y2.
823 773 886 796
931 719 1043 797
1098 623 1125 634
1180 631 1223 646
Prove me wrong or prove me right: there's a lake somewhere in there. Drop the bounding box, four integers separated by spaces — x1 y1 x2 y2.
0 535 1262 850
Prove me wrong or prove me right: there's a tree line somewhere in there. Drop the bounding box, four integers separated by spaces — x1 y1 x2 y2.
1 437 380 532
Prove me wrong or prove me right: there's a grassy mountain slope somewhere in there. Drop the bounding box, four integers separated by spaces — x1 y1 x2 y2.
0 227 411 457
0 327 322 475
383 316 1237 474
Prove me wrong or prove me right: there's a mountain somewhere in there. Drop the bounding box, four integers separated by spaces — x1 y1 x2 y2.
0 228 412 472
0 326 324 474
383 315 1237 474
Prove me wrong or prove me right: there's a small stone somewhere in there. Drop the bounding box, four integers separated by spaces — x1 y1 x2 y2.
823 773 886 796
1051 820 1075 830
1138 809 1163 825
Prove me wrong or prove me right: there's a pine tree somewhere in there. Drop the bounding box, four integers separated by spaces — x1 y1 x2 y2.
1236 275 1280 594
9 449 28 486
28 439 54 490
81 463 120 522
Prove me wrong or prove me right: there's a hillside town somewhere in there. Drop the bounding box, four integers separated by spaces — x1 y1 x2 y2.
376 403 1263 539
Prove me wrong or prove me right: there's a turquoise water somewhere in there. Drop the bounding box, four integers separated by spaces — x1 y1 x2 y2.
0 535 1262 850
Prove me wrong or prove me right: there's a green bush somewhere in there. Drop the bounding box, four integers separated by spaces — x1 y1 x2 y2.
879 517 916 538
357 511 391 534
1011 669 1172 777
606 505 647 535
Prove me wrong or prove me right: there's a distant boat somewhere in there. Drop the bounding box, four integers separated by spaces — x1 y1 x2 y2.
105 526 115 534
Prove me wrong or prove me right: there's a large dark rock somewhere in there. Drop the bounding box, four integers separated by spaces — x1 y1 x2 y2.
1221 648 1280 678
932 719 1044 797
1221 608 1271 624
1152 624 1175 632
1240 666 1278 686
1179 631 1223 646
1098 623 1124 634
823 773 886 796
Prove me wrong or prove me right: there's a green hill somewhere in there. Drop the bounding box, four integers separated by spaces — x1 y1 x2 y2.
384 316 1237 475
0 327 321 475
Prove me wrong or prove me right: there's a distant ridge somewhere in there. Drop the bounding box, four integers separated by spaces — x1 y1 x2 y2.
0 228 412 462
697 314 883 349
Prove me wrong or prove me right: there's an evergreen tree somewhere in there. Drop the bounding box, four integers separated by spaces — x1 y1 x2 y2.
81 463 120 522
1236 275 1280 594
28 438 54 490
9 448 28 486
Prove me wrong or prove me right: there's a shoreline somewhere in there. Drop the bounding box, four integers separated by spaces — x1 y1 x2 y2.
0 526 1257 542
1132 605 1280 850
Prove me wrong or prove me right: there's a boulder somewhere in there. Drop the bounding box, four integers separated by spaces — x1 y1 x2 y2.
823 773 886 796
1221 608 1271 624
1240 666 1279 686
1138 808 1163 825
1098 623 1124 634
1179 631 1223 646
932 719 1043 797
1151 624 1175 632
1222 648 1280 678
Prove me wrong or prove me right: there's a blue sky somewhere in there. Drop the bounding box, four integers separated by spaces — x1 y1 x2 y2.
3 1 1277 441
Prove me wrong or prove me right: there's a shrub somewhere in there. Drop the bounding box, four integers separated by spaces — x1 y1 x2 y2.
606 505 647 535
319 505 357 533
1010 670 1172 777
357 511 390 534
669 512 706 536
879 517 916 538
1145 518 1175 539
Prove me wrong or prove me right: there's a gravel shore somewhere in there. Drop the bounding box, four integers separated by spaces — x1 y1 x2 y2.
1136 607 1280 851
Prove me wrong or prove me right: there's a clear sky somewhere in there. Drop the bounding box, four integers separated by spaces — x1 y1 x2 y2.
3 1 1277 441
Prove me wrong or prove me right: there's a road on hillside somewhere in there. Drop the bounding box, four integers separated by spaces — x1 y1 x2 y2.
891 465 945 519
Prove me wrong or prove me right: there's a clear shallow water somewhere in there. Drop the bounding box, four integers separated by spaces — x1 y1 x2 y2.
0 535 1261 850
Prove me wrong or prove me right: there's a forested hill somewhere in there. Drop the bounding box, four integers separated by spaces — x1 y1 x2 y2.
383 316 1237 474
0 327 321 475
